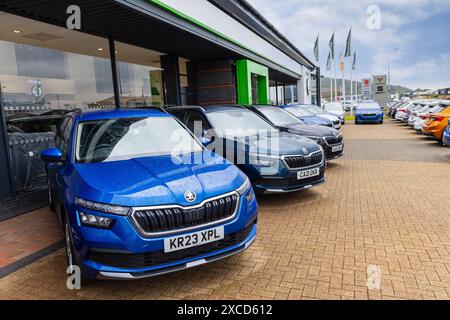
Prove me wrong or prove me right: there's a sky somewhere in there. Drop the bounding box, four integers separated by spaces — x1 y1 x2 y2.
248 0 450 90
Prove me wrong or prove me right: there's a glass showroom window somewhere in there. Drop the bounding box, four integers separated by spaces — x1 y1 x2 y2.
114 42 165 108
0 12 113 197
285 84 298 104
179 57 196 106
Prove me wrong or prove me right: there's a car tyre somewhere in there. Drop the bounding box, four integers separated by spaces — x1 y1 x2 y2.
64 214 77 272
48 178 55 212
63 212 95 285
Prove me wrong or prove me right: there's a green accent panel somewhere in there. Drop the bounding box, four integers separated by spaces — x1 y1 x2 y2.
148 0 302 78
236 59 269 105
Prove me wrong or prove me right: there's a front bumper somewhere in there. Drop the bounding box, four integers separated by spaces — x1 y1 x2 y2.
324 144 344 160
253 162 326 194
97 224 257 280
356 114 383 123
68 191 258 279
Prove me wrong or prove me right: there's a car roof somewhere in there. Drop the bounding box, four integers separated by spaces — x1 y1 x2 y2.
168 105 252 114
77 108 171 121
250 104 280 109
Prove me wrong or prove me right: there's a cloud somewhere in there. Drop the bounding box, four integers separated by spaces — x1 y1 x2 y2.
247 0 450 89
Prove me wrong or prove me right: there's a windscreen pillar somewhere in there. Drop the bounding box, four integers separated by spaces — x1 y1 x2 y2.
236 60 269 105
161 55 182 106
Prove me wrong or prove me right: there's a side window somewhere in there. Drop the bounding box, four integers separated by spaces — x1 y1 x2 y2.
185 112 209 136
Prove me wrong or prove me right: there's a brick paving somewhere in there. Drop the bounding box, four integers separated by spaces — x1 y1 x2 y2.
0 120 449 300
0 208 62 269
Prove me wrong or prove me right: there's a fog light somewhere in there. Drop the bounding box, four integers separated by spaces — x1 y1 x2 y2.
78 212 115 229
246 189 255 205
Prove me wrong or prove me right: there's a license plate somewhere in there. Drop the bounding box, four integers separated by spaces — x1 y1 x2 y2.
332 144 343 153
297 167 320 180
164 227 225 253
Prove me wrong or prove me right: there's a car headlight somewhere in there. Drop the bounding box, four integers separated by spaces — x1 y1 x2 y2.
78 212 115 229
306 136 324 144
75 197 130 216
237 178 251 196
249 154 279 167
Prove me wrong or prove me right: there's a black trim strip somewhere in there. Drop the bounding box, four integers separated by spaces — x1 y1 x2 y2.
0 240 64 279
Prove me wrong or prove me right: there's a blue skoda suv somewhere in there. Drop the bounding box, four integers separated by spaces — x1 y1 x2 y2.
41 109 258 280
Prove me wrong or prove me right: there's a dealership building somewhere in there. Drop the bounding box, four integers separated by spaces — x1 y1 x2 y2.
0 0 317 218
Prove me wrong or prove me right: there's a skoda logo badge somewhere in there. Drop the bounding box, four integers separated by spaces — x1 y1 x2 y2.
302 148 309 155
184 191 196 203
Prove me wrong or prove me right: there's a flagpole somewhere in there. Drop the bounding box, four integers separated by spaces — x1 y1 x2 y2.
342 54 345 104
334 59 337 102
330 71 333 102
350 65 353 115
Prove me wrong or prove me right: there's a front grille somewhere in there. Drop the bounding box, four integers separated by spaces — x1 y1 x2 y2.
325 135 343 145
284 151 323 169
333 120 340 125
132 193 239 235
362 113 376 117
86 222 255 269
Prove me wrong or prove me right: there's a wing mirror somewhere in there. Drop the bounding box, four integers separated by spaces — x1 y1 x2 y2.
41 148 64 162
200 136 215 147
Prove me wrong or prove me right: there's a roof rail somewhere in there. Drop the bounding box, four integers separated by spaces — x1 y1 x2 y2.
165 105 206 112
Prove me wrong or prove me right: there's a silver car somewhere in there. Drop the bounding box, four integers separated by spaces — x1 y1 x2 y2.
300 105 342 130
323 103 346 125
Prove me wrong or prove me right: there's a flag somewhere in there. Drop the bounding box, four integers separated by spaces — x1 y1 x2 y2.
345 27 352 57
352 52 357 70
313 35 319 62
339 52 344 72
329 32 335 60
326 52 331 71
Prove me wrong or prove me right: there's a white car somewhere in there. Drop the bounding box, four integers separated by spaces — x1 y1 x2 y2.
301 105 342 130
323 103 345 124
408 102 440 127
395 102 414 121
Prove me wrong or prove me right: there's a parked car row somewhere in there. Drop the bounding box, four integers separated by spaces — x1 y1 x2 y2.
40 104 344 280
389 99 450 145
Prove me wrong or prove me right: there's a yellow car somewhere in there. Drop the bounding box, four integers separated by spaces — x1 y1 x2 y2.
422 102 450 143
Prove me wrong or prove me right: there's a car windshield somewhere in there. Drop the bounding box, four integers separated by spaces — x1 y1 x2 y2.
75 117 203 163
324 104 343 111
357 103 380 110
207 109 278 137
284 106 316 117
305 106 326 115
257 107 302 127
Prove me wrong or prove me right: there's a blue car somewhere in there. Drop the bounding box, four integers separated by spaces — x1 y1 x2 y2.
355 102 384 124
168 106 327 194
443 123 450 147
41 109 258 280
282 105 334 128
